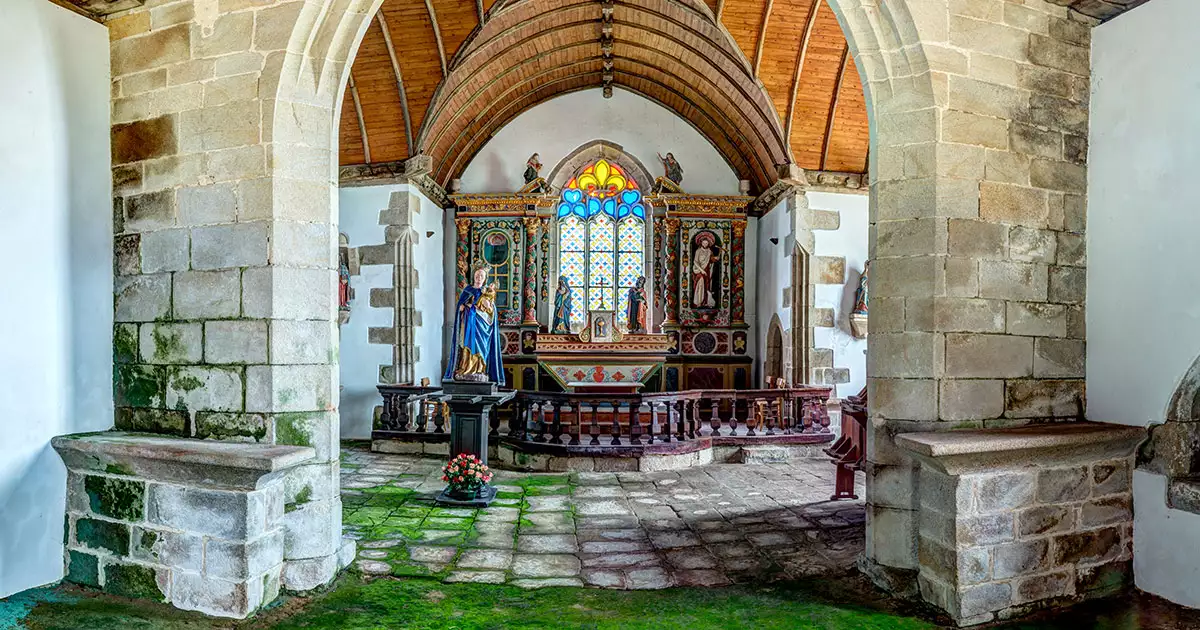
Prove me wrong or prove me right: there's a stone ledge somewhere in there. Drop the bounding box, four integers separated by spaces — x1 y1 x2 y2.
53 431 315 490
896 422 1145 475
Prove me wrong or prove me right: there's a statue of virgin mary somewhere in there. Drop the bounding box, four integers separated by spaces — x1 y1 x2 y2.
444 262 506 384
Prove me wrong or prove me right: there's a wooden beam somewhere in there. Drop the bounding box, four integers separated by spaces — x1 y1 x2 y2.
476 0 485 23
45 0 102 22
783 0 823 142
752 0 774 78
347 71 372 164
715 0 725 23
376 12 415 156
820 45 850 171
425 0 449 77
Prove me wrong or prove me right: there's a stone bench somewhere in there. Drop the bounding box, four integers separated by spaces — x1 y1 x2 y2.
895 422 1145 626
52 432 321 618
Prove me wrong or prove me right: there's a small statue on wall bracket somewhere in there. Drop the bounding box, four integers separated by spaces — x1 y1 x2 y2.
626 276 648 333
551 277 574 334
337 233 357 326
850 260 869 339
653 152 685 193
520 153 551 193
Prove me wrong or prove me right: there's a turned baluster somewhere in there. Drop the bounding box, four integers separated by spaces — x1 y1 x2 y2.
815 395 832 433
673 400 685 441
729 396 743 437
569 402 581 446
645 402 657 445
609 401 623 446
510 398 528 441
532 402 548 443
378 392 394 430
489 405 502 438
629 400 643 445
688 399 699 439
589 403 601 445
746 395 759 437
431 401 445 433
550 402 564 445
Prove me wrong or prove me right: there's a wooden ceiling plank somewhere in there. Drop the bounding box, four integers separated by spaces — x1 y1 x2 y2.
376 11 415 156
347 71 372 163
751 0 773 78
425 0 449 77
819 44 849 171
783 0 821 143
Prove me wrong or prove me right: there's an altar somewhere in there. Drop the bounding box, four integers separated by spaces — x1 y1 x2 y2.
535 327 671 393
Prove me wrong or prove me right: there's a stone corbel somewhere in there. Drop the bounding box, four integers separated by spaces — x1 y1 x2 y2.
751 164 807 215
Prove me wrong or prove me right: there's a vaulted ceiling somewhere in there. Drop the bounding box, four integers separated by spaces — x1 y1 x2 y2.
338 0 870 192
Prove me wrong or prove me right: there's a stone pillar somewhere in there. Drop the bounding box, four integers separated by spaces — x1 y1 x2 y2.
827 0 1094 603
105 0 378 598
521 217 539 325
661 218 681 326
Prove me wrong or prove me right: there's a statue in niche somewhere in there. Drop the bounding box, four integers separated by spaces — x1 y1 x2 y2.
690 231 721 309
337 233 356 326
551 277 574 334
850 260 869 339
521 153 550 193
626 276 647 333
445 262 506 383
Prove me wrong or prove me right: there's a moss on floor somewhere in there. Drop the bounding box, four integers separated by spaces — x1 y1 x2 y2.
11 574 1200 630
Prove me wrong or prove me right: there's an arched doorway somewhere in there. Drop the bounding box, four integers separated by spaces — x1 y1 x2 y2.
766 315 784 385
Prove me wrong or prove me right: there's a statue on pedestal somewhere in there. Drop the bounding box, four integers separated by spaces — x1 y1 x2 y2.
551 277 574 334
850 261 869 339
520 153 550 193
445 262 505 384
626 276 647 333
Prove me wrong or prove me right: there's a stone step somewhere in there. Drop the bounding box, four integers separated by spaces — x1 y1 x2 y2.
729 445 828 464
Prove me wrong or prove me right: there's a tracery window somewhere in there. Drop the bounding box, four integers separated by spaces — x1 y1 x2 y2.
557 160 646 331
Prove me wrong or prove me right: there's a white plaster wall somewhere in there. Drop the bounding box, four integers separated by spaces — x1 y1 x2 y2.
459 88 740 195
812 192 869 399
337 185 445 440
1088 0 1200 608
756 200 790 385
0 0 111 597
754 192 868 398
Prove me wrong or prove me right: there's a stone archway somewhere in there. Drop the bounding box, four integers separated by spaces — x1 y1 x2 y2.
104 0 1094 622
766 315 784 386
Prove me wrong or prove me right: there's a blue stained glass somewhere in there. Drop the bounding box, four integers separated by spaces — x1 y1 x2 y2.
617 292 630 325
618 253 642 287
560 216 585 251
602 197 616 218
560 251 585 286
587 197 602 217
589 251 614 281
590 215 614 251
618 219 643 252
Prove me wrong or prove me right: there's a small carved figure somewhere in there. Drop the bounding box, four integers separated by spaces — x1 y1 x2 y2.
551 277 574 334
853 261 870 315
691 232 720 309
523 153 542 185
626 276 648 333
445 262 505 383
657 152 683 186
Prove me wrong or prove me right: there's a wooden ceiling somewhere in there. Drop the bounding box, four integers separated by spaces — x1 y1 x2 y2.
339 0 869 192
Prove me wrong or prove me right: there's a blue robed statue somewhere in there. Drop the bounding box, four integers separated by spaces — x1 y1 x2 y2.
445 262 505 384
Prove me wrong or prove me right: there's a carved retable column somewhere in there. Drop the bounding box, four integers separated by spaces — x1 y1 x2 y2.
522 217 540 325
662 217 681 326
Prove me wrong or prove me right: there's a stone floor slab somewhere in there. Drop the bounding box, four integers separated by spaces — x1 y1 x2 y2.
512 553 582 578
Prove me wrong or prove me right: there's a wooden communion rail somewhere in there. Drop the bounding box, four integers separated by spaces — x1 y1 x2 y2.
375 385 835 457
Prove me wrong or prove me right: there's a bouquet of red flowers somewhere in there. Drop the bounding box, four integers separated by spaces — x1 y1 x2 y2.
442 453 493 497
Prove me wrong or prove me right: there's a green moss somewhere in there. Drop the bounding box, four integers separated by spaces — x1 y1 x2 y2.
104 463 135 476
84 476 145 521
104 563 165 602
113 325 138 365
115 365 164 408
275 413 317 448
195 413 268 442
285 486 313 514
114 408 188 437
65 551 100 588
135 530 159 558
75 519 129 556
172 374 203 392
515 474 571 488
151 326 186 363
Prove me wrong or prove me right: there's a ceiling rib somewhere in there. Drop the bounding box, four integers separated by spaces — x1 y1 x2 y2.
347 72 372 163
820 45 850 171
425 0 449 77
783 0 822 143
751 0 774 78
375 12 415 156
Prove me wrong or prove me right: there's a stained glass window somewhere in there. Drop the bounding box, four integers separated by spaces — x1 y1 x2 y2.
556 160 646 331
